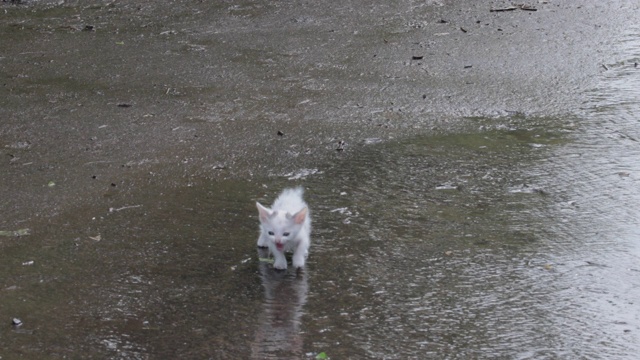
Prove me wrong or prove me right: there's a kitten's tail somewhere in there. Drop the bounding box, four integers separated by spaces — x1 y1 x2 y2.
280 186 304 199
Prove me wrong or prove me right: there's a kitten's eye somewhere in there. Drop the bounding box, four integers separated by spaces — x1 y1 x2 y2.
283 232 290 237
268 231 274 236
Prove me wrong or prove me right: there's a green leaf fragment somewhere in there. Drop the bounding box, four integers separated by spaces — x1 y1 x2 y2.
0 228 31 237
316 352 328 359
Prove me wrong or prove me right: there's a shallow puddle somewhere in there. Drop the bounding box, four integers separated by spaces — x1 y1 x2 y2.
0 120 596 359
3 107 640 359
2 3 640 360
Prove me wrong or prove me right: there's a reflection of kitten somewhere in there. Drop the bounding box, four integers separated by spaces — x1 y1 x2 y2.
256 187 311 270
251 247 308 358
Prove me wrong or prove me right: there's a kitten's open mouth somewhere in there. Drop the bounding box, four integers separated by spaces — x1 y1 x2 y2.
275 243 284 251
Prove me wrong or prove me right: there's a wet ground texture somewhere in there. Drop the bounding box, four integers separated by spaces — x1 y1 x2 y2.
1 0 640 359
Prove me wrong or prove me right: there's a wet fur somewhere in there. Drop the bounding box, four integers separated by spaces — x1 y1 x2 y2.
256 187 311 270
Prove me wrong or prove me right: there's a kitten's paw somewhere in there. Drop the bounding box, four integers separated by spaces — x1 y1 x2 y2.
292 258 305 269
273 260 287 270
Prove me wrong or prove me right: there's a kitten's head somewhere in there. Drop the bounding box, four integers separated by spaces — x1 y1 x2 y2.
256 202 308 251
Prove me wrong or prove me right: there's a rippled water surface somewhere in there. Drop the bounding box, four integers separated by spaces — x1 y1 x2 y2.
4 61 640 360
10 116 635 359
3 11 640 360
251 25 640 359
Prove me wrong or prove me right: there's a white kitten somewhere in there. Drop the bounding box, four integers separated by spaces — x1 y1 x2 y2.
256 187 311 270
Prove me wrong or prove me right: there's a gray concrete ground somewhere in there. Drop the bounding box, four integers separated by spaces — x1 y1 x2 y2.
1 0 630 226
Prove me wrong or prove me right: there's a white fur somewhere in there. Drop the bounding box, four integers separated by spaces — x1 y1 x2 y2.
256 187 311 270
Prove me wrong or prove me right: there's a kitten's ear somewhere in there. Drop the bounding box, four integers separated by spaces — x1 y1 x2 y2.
256 202 272 223
292 207 308 225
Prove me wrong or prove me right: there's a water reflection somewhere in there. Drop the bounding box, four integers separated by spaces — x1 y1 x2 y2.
251 247 308 359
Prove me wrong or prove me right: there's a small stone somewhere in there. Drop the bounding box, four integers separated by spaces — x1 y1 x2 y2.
12 318 22 326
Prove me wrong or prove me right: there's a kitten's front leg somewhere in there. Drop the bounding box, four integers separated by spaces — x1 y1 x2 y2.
272 249 287 270
257 233 268 247
292 240 309 269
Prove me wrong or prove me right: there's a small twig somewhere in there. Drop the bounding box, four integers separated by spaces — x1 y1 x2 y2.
490 6 518 12
490 4 538 12
109 205 142 213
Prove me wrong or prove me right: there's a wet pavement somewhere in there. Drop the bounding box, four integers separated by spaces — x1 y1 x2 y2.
1 0 640 359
